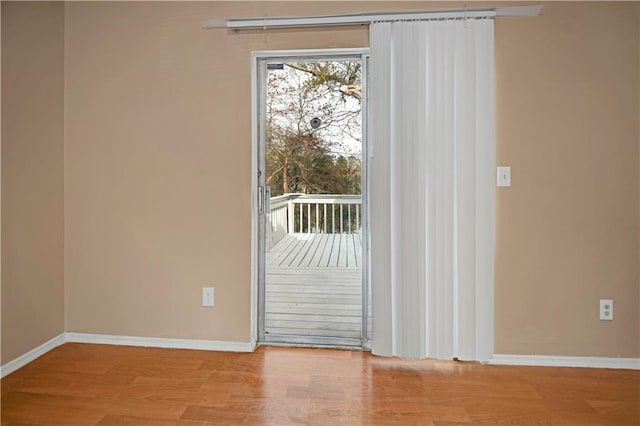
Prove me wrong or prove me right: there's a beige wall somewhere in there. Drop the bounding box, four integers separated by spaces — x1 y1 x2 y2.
495 2 639 356
1 2 65 364
0 1 628 359
63 1 383 342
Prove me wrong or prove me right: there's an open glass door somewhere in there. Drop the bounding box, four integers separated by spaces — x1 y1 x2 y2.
256 50 369 348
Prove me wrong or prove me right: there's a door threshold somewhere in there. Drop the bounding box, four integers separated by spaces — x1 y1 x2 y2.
261 333 366 351
258 341 368 352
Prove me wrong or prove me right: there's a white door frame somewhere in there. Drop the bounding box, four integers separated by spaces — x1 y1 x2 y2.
250 48 370 347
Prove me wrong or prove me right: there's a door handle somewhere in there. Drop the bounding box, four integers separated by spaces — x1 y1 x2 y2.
265 186 271 215
258 186 264 216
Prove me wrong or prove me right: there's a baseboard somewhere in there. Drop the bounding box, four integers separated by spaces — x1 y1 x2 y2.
1 332 256 378
65 332 257 353
489 354 640 370
0 333 66 378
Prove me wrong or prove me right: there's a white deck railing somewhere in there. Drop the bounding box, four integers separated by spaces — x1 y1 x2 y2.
268 193 362 249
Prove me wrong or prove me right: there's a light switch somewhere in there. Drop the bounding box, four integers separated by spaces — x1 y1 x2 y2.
497 166 511 187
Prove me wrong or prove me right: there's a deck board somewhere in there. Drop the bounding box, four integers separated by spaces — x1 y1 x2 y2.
318 234 335 267
266 233 362 341
269 233 360 269
306 234 327 267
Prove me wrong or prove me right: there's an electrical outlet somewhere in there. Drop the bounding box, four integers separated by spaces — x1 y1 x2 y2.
599 299 613 321
202 287 215 307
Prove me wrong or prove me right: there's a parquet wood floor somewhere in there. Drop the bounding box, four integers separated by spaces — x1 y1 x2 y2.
1 343 638 425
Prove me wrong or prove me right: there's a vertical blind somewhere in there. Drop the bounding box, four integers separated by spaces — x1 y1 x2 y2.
369 18 495 361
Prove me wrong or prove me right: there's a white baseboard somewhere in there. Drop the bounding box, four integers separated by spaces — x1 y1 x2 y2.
0 333 66 378
489 354 640 370
65 332 256 353
1 332 256 378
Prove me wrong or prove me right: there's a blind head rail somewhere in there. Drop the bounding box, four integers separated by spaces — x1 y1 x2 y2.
202 5 542 30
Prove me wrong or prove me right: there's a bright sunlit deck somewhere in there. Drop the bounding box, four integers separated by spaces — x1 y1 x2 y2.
268 232 362 268
264 194 365 344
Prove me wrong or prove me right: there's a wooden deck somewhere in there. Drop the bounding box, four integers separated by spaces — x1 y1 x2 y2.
268 232 362 268
266 233 364 342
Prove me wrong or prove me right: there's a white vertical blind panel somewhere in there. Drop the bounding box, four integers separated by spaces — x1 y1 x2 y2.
454 19 477 360
370 23 393 357
370 18 494 361
473 19 495 361
453 18 495 361
424 24 438 358
391 22 428 359
426 21 457 360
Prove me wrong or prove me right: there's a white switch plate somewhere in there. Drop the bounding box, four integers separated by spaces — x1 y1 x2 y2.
202 287 215 307
497 166 511 187
599 299 613 320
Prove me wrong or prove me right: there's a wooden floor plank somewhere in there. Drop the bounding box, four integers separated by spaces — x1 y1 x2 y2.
2 343 638 425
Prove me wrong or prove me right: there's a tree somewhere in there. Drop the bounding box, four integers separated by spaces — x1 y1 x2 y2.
286 62 362 101
266 61 362 196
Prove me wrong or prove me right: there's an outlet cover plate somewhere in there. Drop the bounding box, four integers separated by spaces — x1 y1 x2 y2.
599 299 613 320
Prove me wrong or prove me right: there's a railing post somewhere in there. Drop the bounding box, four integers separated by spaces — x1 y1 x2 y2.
332 205 335 234
287 199 294 234
323 204 327 233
